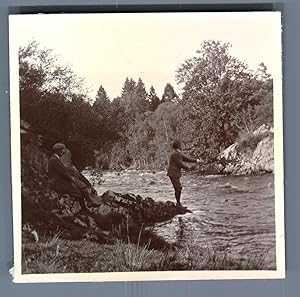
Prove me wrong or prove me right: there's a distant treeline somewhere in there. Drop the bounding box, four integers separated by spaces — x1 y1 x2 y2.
19 40 273 170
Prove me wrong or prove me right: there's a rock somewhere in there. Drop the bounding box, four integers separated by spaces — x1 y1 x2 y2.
90 212 125 230
253 124 271 136
218 125 274 175
73 217 88 228
102 190 117 203
145 197 154 204
22 175 189 243
220 143 239 161
252 137 274 173
94 191 192 226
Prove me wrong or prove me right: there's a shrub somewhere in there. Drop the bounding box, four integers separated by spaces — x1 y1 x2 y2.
237 131 271 152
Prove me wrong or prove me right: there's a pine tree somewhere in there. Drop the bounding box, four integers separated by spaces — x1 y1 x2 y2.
135 77 149 113
135 78 148 99
93 85 111 113
161 83 179 103
148 85 160 111
95 85 110 103
121 77 136 97
92 85 112 136
120 77 149 118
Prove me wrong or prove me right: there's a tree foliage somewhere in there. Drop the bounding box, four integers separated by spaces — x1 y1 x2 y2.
135 77 149 113
117 102 180 169
20 40 273 170
19 41 115 168
161 83 179 104
176 40 273 159
148 86 160 111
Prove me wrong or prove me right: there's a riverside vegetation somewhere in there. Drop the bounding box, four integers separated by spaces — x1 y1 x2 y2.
20 40 274 273
20 40 273 172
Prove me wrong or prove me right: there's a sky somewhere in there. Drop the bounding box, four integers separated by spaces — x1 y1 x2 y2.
10 12 281 100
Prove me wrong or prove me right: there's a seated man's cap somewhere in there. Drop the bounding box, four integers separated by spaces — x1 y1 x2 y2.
172 140 181 149
52 143 66 152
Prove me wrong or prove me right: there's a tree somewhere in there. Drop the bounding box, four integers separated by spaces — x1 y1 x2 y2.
125 112 153 168
161 83 179 104
93 85 111 119
149 102 180 165
135 77 149 113
19 41 88 133
19 41 86 105
176 40 268 159
120 77 136 118
121 77 149 120
110 97 128 139
123 101 181 169
148 86 160 111
121 77 136 97
95 85 110 102
18 41 111 168
256 62 271 82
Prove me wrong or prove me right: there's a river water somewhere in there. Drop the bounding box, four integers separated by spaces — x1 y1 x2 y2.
87 170 276 269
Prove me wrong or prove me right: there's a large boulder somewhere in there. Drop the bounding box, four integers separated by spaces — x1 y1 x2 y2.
218 125 274 175
252 136 274 173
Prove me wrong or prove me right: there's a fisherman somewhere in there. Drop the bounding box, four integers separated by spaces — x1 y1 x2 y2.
167 140 201 206
48 143 99 210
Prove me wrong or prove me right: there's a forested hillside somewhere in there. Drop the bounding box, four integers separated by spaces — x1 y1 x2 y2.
19 40 273 171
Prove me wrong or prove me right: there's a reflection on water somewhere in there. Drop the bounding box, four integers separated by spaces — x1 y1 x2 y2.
85 170 276 269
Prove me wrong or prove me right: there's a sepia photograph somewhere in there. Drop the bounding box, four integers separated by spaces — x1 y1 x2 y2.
9 11 284 282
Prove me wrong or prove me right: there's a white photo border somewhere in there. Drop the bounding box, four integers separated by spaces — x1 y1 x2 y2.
9 11 285 282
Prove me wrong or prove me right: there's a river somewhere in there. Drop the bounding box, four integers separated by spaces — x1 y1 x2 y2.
87 170 276 269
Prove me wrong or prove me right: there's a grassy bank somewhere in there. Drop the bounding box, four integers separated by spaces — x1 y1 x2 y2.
22 234 272 273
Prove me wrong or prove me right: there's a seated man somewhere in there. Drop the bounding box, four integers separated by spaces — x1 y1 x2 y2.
48 143 99 210
59 147 98 195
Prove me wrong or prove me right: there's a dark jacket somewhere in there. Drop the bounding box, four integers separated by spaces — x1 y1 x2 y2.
167 150 197 178
48 154 74 183
48 154 78 194
48 155 95 197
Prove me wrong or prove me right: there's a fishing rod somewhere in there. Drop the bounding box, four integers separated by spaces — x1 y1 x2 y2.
193 153 226 174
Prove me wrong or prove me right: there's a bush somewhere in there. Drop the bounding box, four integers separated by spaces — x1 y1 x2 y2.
237 131 271 152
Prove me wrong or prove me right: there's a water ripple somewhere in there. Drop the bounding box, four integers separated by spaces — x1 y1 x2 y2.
86 170 276 269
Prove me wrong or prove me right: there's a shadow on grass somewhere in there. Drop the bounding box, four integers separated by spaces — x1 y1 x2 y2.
22 225 273 273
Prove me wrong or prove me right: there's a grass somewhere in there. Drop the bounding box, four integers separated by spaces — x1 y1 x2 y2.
173 244 270 270
22 229 65 274
112 240 163 271
22 237 165 273
112 224 159 271
22 226 273 274
171 231 273 270
22 224 166 273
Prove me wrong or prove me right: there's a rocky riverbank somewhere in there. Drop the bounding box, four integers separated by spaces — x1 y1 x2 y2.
21 120 192 251
21 121 273 273
22 182 191 245
21 122 274 245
